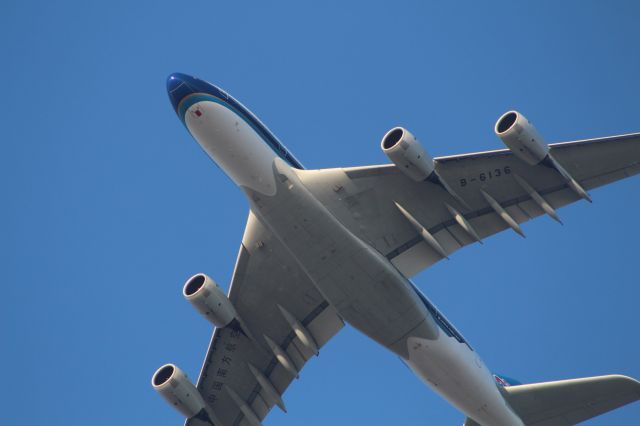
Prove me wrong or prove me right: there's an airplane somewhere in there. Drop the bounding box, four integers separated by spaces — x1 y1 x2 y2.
152 72 640 426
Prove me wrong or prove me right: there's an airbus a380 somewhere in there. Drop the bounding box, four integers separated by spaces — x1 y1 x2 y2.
152 73 640 426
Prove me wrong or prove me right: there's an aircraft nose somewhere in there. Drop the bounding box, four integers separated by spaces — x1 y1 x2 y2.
166 73 231 122
167 72 197 114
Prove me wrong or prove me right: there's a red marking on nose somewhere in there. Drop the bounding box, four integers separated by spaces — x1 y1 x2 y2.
195 110 202 117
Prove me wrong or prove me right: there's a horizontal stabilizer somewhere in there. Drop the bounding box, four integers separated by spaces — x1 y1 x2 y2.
503 374 640 425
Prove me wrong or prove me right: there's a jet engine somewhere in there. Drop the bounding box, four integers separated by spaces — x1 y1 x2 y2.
495 111 549 165
151 364 206 418
381 127 435 181
183 273 238 328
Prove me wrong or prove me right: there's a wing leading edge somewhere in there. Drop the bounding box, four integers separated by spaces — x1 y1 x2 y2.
297 132 640 278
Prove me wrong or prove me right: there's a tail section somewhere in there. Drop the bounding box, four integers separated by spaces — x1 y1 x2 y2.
465 375 640 425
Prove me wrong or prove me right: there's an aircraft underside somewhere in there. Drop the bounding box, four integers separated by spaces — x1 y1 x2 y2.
151 73 640 426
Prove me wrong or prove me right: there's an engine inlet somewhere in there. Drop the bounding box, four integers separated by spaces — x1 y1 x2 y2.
496 111 518 134
183 274 206 297
152 364 175 387
382 128 405 150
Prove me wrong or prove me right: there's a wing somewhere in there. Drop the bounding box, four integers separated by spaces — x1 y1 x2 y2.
187 212 344 426
297 133 640 277
502 375 640 425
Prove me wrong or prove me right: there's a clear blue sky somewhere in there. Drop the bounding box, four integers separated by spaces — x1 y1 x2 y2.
2 1 639 425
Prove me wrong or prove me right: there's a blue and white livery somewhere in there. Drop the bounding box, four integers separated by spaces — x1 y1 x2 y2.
152 73 640 426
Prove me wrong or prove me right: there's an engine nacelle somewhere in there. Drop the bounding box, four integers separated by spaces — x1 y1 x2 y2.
152 364 206 418
495 110 549 165
381 127 435 181
183 273 237 328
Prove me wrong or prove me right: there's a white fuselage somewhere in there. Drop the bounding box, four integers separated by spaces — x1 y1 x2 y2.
183 95 524 426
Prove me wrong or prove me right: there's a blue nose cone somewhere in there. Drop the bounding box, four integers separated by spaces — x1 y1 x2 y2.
166 72 230 118
167 72 198 114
